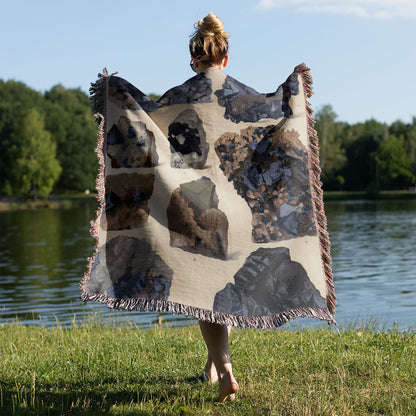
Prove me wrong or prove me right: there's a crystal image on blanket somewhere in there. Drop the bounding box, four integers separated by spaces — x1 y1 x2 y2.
108 75 162 112
102 173 154 230
158 73 212 105
213 247 326 316
215 126 316 243
168 109 209 169
167 177 228 259
86 236 172 301
106 117 158 168
214 73 298 123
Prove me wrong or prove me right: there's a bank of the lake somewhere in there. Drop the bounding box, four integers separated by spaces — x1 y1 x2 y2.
0 190 415 211
0 323 414 416
0 194 98 211
323 190 416 200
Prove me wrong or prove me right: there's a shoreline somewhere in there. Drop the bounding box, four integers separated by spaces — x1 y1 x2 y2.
0 190 415 211
323 190 416 201
0 193 98 211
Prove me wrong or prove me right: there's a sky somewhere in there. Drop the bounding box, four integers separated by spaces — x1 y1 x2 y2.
1 0 415 125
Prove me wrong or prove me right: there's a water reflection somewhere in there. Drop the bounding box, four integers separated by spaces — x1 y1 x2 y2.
0 198 415 329
325 199 416 329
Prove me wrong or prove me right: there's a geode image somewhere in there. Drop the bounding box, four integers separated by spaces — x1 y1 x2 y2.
158 73 212 106
167 177 228 259
102 173 154 230
87 236 172 301
215 126 316 243
213 247 326 316
106 117 158 168
108 75 162 112
214 73 299 123
167 109 209 169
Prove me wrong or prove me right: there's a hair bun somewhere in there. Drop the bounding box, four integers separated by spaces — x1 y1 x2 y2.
197 12 227 37
189 13 229 66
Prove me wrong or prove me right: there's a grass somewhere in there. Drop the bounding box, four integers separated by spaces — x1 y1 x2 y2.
0 320 415 416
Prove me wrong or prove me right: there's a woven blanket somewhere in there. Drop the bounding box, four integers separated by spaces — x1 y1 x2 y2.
80 64 336 328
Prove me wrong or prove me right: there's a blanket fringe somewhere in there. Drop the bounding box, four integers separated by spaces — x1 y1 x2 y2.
294 63 336 315
79 69 109 294
80 289 337 329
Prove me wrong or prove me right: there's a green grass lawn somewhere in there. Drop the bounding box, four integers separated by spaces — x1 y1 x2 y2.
0 320 415 415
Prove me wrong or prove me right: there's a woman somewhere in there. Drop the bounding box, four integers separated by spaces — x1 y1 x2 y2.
82 12 336 405
189 13 239 403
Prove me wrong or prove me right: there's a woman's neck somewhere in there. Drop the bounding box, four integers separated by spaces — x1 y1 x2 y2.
196 62 224 74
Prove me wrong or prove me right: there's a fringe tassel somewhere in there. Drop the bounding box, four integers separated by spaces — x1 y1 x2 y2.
80 289 337 329
79 69 110 295
294 63 336 315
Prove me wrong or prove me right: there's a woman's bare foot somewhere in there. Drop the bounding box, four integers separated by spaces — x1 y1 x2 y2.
199 358 218 383
215 371 239 403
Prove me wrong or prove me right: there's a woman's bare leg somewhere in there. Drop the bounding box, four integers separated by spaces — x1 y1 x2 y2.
201 326 232 384
200 354 218 383
199 321 239 402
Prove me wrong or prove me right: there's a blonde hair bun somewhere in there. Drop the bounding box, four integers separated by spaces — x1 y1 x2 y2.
197 12 228 38
190 13 229 65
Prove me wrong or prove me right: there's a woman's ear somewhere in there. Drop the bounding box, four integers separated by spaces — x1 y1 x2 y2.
223 55 229 68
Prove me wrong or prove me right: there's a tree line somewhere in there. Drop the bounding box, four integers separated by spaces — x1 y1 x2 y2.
315 105 415 191
0 80 97 197
0 80 415 197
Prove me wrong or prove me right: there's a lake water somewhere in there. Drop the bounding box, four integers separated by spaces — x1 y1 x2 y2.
0 198 415 330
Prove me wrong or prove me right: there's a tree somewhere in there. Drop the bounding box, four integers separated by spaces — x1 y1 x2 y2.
44 85 97 191
341 119 387 191
10 108 61 197
376 135 415 189
389 118 416 182
314 105 347 189
0 80 45 194
0 103 20 194
148 93 161 101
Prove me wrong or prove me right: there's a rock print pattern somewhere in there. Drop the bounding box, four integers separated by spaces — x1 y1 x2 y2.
103 173 154 230
86 236 172 301
107 117 158 168
215 126 316 243
215 73 299 123
168 110 209 169
167 177 228 259
213 247 326 316
158 73 212 106
108 76 161 112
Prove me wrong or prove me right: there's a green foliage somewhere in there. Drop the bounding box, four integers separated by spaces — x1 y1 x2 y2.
9 108 61 197
0 79 44 108
44 85 97 191
314 105 347 183
148 92 161 101
0 81 45 195
314 105 416 191
0 80 96 196
376 135 415 189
